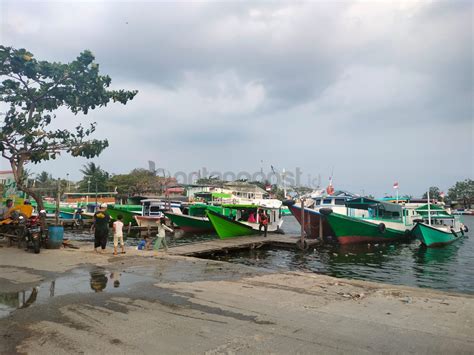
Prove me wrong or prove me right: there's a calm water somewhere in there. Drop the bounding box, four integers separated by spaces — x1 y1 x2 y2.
66 216 474 294
207 215 474 294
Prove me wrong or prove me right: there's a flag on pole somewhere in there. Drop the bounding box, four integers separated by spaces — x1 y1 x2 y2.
393 182 399 189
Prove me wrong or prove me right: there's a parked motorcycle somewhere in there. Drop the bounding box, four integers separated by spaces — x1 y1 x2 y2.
18 214 43 254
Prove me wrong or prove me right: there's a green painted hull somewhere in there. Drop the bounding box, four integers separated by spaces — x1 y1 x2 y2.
325 212 409 245
165 212 214 233
280 206 292 216
107 207 138 225
412 223 464 247
206 210 258 239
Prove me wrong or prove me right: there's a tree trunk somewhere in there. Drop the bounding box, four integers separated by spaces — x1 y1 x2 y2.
9 159 45 211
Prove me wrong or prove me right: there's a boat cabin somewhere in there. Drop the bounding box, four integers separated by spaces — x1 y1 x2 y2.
346 197 403 220
220 201 283 230
414 204 461 227
140 199 182 217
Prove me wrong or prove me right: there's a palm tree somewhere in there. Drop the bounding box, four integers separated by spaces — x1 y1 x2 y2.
78 162 109 192
36 171 52 185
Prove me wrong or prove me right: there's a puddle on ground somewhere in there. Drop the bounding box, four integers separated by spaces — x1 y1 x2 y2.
0 267 154 319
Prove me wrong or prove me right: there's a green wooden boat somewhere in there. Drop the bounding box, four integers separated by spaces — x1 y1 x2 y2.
323 211 409 245
107 205 141 226
411 204 467 247
165 212 214 233
412 222 465 247
206 200 283 239
319 197 418 245
206 210 258 239
165 204 233 234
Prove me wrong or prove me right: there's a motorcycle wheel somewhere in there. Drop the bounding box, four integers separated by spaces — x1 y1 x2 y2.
15 228 26 249
33 238 40 254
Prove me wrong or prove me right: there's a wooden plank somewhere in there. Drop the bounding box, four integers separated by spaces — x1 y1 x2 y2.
168 234 303 256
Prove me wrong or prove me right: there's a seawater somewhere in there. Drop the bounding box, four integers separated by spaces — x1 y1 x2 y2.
65 216 474 294
208 215 474 294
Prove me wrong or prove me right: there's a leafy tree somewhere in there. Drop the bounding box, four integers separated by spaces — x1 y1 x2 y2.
0 46 137 210
36 171 53 185
108 168 153 195
448 179 474 208
34 170 56 196
78 162 109 192
195 176 223 186
422 186 441 200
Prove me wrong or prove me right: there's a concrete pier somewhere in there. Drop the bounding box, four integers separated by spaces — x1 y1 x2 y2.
0 239 473 354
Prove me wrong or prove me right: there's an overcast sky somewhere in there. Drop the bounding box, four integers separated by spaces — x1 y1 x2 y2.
1 0 472 197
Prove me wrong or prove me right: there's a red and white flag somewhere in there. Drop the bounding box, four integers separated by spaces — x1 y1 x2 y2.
440 191 445 199
393 182 399 189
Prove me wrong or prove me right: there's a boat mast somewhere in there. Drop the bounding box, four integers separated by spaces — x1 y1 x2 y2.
427 190 431 226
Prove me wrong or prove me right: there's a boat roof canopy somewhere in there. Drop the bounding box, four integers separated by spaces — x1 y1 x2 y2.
221 204 280 210
346 197 402 213
211 192 232 198
415 204 451 217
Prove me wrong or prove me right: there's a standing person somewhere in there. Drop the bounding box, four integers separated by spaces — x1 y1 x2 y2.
112 214 125 255
91 203 110 253
258 210 269 237
154 217 173 251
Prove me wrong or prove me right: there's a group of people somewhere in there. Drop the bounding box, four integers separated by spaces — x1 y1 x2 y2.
236 209 269 237
91 204 172 255
0 198 34 223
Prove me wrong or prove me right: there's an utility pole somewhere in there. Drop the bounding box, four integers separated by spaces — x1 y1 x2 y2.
87 179 91 204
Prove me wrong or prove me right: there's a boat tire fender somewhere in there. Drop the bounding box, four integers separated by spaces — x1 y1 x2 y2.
282 200 296 207
319 208 333 216
464 226 469 233
451 229 459 238
378 223 386 234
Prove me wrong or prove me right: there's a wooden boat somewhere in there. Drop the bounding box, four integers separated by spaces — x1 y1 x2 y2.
285 191 359 239
411 203 467 247
320 197 418 245
107 204 141 226
165 213 214 233
206 200 283 239
134 199 182 228
164 204 223 233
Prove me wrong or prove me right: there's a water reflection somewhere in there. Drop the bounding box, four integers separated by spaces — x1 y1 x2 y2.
90 269 108 292
203 217 474 293
414 241 462 265
0 286 42 317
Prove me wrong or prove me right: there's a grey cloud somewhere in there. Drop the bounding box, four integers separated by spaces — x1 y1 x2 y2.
1 0 472 196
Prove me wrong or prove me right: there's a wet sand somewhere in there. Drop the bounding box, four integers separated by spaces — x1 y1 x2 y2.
0 242 473 354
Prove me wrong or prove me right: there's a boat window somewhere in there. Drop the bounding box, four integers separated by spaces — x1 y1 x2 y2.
314 199 321 205
323 198 332 204
335 199 345 205
149 206 162 215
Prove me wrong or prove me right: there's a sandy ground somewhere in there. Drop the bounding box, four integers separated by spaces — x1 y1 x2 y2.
0 242 473 354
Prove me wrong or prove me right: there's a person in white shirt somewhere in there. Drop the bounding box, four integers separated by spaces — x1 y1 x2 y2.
154 217 174 251
113 214 125 255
